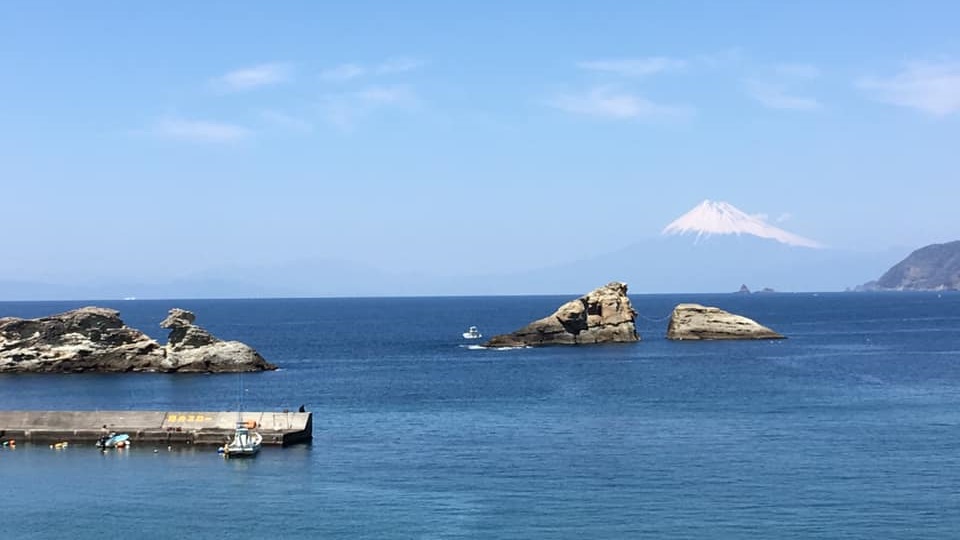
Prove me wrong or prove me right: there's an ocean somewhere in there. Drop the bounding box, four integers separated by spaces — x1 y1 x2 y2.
2 292 960 538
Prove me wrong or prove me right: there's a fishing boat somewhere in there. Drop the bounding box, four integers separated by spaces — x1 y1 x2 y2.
462 326 482 339
222 421 262 457
221 372 261 457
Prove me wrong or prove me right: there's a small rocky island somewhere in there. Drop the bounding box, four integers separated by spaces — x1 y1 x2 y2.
860 240 960 291
484 282 639 347
666 303 784 340
0 307 275 373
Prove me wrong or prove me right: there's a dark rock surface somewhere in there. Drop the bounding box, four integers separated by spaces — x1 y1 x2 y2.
863 240 960 291
0 307 275 373
666 303 785 340
484 282 639 347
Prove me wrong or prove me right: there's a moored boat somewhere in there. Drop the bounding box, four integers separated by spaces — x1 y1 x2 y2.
221 421 262 457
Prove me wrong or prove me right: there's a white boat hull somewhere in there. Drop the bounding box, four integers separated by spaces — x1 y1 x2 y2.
462 326 482 339
223 428 262 457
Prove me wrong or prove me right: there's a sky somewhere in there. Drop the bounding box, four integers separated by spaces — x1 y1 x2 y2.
1 1 959 294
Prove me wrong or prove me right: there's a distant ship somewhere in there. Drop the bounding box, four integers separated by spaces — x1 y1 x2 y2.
462 326 482 339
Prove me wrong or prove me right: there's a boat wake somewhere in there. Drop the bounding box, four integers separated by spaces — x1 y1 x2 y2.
463 344 530 351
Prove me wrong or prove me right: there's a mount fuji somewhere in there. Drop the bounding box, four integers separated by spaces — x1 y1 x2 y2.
662 200 823 248
425 199 901 295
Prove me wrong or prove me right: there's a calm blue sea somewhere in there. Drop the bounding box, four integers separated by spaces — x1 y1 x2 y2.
2 293 960 538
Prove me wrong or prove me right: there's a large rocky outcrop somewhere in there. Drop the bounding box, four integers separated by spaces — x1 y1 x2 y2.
666 303 784 340
160 308 274 372
861 240 960 291
484 282 639 347
0 307 275 373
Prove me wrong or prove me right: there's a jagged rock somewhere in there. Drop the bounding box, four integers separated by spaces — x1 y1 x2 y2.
0 307 275 373
162 308 217 348
666 303 784 340
484 282 639 347
737 284 751 294
159 308 275 372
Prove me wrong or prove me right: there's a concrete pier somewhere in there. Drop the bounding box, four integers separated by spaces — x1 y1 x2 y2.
0 410 312 446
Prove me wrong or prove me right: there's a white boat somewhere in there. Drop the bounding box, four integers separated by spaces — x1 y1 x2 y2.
462 326 482 339
222 372 261 457
222 421 262 457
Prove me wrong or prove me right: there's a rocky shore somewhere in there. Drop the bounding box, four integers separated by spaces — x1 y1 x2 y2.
0 307 275 373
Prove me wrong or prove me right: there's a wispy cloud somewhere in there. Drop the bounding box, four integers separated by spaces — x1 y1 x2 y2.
357 85 416 104
320 57 424 82
695 48 745 70
375 57 424 75
746 81 821 111
745 63 821 111
859 61 960 116
550 86 693 120
577 57 685 77
213 63 292 91
259 110 313 132
318 85 419 129
774 63 821 79
152 117 252 143
320 63 367 82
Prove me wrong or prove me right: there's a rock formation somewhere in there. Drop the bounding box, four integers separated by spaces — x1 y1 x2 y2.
0 307 275 373
861 240 960 291
160 308 274 372
666 303 784 340
484 282 639 347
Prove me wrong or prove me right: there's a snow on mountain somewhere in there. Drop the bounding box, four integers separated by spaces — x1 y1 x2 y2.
662 200 823 248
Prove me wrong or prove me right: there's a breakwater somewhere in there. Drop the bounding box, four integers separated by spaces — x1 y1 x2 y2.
0 410 312 446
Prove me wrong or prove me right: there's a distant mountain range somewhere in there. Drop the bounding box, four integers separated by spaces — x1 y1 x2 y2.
0 200 920 300
860 240 960 291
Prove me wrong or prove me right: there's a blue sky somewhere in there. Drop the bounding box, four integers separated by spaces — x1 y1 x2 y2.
2 1 959 289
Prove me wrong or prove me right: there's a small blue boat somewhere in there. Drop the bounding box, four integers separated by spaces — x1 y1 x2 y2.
96 433 130 448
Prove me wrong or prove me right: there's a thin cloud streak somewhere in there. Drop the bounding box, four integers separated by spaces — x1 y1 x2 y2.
318 85 418 129
774 63 821 79
153 117 252 143
259 110 313 132
746 81 821 111
320 63 367 81
859 61 960 116
357 85 416 104
550 86 693 120
375 57 424 74
577 57 685 77
213 63 292 91
321 58 424 82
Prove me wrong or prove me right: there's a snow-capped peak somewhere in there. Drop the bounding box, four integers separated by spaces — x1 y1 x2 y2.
662 199 823 248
